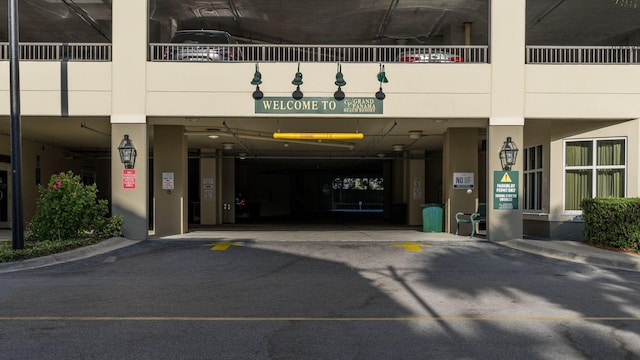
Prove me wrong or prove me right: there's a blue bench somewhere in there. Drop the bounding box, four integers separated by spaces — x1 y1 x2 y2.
455 203 486 237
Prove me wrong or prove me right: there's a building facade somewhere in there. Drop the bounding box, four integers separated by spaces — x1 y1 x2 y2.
1 0 639 241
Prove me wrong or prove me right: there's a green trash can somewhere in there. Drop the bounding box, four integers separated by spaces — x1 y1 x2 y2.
421 203 443 232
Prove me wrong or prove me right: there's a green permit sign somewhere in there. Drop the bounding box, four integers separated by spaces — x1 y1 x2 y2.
493 171 519 210
255 97 383 115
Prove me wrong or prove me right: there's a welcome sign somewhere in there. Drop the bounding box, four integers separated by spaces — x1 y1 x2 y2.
255 97 383 115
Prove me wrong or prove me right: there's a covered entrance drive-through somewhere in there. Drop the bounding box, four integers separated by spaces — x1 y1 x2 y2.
152 115 488 232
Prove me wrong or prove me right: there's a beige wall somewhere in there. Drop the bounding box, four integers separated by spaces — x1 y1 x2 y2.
0 62 111 116
526 66 640 119
3 63 640 122
145 62 492 118
153 125 188 236
443 128 480 233
522 118 637 240
199 152 217 225
406 150 425 226
548 119 638 221
0 133 110 224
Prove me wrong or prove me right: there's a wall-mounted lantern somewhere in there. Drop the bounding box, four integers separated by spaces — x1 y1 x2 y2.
291 63 304 100
334 63 346 101
118 134 137 169
251 63 263 100
376 63 388 100
499 136 518 171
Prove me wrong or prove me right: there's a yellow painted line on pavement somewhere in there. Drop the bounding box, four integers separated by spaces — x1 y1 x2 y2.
0 316 638 322
203 242 243 251
392 242 430 252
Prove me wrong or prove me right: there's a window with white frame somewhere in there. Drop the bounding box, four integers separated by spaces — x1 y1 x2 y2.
524 145 542 211
564 138 626 212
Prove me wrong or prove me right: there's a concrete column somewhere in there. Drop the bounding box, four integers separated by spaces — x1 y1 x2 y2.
390 158 406 224
406 150 425 226
488 127 523 241
488 0 526 241
220 156 235 224
153 126 188 236
111 124 148 240
443 128 479 234
111 0 146 118
110 0 148 240
382 161 392 222
199 151 217 225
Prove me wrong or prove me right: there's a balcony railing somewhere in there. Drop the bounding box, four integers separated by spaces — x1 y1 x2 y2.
526 46 640 64
149 44 489 63
0 43 111 61
3 43 639 65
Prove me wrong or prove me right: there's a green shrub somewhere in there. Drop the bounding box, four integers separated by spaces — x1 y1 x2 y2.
26 171 122 241
581 197 640 251
0 238 100 263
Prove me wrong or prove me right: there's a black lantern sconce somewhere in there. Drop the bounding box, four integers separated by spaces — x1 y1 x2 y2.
291 63 304 100
376 63 388 100
334 63 346 101
499 136 519 171
118 134 137 169
250 63 263 100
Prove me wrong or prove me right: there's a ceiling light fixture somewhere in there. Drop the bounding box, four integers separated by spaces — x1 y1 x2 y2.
222 142 234 150
408 130 422 140
207 134 219 139
392 144 404 152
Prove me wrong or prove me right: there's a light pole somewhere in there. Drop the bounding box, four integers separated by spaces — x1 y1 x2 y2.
9 0 24 250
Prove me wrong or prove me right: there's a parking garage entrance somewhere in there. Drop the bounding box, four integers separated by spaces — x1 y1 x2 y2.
188 157 401 226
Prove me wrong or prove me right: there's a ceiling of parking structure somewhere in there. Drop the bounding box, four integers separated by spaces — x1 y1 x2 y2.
149 0 640 45
0 1 639 45
0 0 113 42
149 0 490 45
152 117 487 159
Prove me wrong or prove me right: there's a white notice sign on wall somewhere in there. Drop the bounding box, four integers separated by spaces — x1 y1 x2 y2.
162 172 174 190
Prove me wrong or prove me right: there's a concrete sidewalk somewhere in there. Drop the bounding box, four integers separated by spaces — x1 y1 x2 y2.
1 228 639 273
497 238 640 272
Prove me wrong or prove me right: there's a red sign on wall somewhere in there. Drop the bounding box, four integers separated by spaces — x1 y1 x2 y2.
122 169 136 189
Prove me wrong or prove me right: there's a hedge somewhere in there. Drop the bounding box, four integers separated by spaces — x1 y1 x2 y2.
581 197 640 251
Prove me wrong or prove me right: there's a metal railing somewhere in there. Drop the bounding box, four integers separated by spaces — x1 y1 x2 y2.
6 43 638 65
0 43 111 61
149 44 489 63
526 46 640 64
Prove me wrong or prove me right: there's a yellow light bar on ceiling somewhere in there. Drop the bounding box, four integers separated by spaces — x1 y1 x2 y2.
273 132 364 140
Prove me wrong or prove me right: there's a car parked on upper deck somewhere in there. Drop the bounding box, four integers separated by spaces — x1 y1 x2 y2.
399 50 464 63
165 30 239 61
